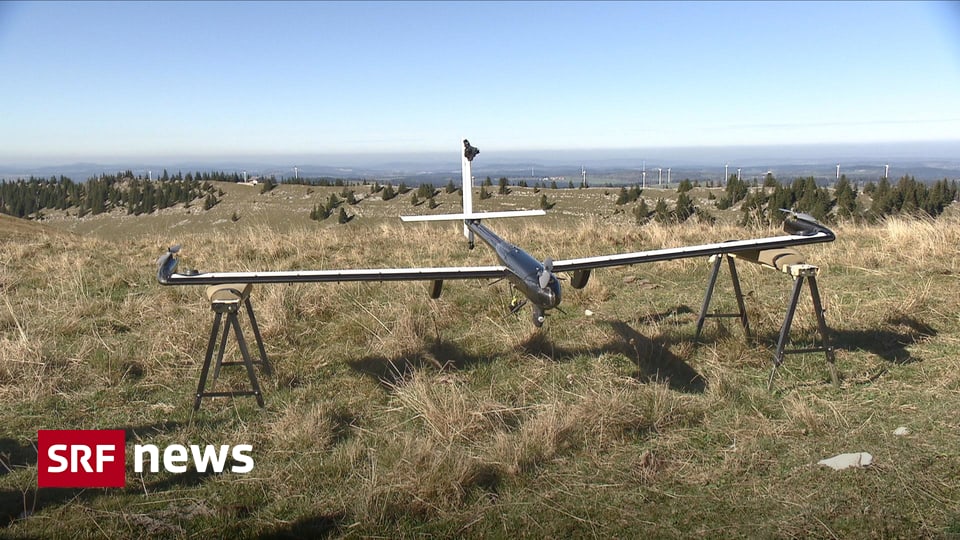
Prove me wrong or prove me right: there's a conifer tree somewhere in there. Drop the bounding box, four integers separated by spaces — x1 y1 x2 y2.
539 194 555 210
674 192 695 222
654 198 670 223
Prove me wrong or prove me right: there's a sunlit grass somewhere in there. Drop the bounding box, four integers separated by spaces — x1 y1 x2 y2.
1 184 959 537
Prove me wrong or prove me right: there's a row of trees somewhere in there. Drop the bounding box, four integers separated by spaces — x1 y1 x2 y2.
4 170 955 226
734 175 958 226
616 173 958 227
631 193 709 225
309 187 361 223
865 176 957 218
0 174 221 219
284 177 359 187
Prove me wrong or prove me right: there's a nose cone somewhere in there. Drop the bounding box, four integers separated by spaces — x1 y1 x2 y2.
541 277 562 309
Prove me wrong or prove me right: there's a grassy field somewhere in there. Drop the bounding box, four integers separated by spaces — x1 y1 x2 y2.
1 183 959 538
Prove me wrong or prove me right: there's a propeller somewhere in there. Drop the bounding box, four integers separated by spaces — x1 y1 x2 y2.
538 257 554 289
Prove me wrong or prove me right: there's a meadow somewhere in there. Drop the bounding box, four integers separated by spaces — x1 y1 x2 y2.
1 182 958 538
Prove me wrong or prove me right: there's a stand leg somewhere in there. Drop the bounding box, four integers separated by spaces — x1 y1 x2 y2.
695 256 724 341
769 276 804 390
212 312 233 381
245 298 272 376
195 312 223 411
727 257 751 339
230 315 265 408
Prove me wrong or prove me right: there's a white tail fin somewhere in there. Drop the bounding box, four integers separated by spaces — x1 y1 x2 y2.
400 139 545 242
461 139 474 238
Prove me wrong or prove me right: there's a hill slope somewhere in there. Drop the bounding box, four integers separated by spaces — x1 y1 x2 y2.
0 189 958 537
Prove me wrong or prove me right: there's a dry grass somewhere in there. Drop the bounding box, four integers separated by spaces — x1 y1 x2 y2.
1 184 959 537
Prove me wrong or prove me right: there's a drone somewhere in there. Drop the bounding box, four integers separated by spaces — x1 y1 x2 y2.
158 139 835 327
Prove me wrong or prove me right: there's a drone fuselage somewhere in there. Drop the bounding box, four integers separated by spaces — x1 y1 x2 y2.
467 220 561 316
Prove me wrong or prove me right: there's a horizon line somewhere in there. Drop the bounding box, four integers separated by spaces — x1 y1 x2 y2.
2 139 960 171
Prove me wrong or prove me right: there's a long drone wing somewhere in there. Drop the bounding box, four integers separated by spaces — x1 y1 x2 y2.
157 250 508 286
551 213 835 274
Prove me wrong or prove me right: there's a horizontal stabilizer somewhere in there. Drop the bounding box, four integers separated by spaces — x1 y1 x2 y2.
400 210 545 222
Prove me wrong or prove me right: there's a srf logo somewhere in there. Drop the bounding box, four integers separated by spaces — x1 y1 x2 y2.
38 430 255 488
38 430 126 488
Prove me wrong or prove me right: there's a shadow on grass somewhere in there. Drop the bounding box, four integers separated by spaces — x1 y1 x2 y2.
348 339 488 388
752 313 937 366
258 513 346 539
0 438 37 478
634 305 697 326
829 315 937 365
349 317 707 393
519 319 707 394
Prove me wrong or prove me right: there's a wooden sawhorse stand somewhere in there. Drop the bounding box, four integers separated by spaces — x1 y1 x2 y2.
695 252 839 389
195 283 272 410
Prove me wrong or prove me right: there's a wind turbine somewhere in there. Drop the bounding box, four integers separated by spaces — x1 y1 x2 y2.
884 164 889 179
737 168 742 181
667 168 671 187
724 163 729 186
293 166 299 180
642 161 646 189
657 167 662 186
581 166 586 188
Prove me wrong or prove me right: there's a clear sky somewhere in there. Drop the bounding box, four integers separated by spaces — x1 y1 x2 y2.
1 1 958 164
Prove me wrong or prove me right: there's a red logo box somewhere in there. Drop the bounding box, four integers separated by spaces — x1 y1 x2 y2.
37 430 126 488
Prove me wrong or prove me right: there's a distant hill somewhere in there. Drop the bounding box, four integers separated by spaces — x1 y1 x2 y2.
2 140 959 184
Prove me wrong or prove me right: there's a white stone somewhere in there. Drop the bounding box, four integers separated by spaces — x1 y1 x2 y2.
893 426 910 436
818 452 873 470
584 309 594 317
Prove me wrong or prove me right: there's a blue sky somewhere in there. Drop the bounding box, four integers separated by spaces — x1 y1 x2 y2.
1 1 958 164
